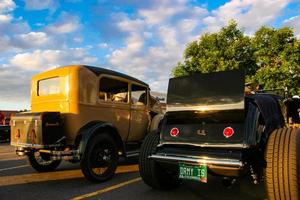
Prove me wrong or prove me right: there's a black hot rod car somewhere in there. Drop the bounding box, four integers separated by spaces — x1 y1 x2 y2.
139 70 299 200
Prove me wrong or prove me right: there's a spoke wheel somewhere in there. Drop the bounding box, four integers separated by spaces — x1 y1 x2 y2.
81 133 118 182
27 151 61 172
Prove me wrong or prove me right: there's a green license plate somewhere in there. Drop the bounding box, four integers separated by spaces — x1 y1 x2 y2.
179 163 207 183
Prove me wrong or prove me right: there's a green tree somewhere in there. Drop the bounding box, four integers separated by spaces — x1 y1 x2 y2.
252 26 300 94
173 21 300 95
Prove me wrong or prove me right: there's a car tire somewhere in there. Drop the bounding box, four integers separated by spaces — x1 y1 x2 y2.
139 131 181 190
80 133 118 183
265 128 300 200
28 151 61 172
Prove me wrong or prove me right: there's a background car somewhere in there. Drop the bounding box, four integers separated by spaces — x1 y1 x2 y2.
0 125 10 142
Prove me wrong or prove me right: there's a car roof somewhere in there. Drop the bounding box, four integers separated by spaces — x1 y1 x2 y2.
82 65 149 87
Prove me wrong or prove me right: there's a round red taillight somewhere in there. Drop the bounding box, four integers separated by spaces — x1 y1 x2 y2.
223 127 234 138
170 127 179 137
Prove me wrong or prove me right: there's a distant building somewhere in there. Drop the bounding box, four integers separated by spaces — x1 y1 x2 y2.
150 91 167 111
150 91 167 103
0 110 19 125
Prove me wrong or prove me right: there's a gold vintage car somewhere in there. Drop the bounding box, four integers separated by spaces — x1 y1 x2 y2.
10 65 163 182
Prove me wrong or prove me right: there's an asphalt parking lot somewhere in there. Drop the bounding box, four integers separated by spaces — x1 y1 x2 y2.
0 143 265 200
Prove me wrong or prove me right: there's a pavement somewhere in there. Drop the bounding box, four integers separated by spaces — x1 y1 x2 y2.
0 143 265 200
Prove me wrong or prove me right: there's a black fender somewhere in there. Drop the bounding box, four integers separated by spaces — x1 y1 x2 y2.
245 94 285 145
76 121 124 161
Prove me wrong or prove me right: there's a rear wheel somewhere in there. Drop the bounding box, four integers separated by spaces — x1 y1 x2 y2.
139 131 180 190
265 128 300 200
28 151 61 172
80 133 118 183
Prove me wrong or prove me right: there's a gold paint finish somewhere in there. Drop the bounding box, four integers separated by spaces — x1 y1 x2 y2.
12 65 161 145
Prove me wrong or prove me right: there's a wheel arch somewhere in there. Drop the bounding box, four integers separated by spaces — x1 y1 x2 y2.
149 114 164 132
75 121 124 160
245 95 285 145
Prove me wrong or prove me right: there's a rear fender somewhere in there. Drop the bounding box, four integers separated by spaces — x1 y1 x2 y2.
149 114 164 132
244 103 263 145
77 121 124 160
246 95 285 145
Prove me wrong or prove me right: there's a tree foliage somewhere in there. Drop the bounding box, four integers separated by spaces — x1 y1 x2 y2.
173 21 300 95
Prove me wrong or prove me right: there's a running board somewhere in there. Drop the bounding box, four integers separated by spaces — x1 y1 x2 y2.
149 154 244 167
126 150 139 157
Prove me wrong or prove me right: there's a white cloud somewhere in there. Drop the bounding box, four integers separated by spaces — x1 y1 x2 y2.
0 67 32 110
203 0 290 34
158 26 178 47
10 48 98 71
24 0 58 11
73 37 83 43
138 0 186 25
0 0 15 13
46 13 80 34
98 43 108 48
108 0 207 92
177 19 198 33
0 31 51 52
13 32 50 48
125 33 144 52
1 47 97 109
48 21 78 33
108 0 289 92
0 0 15 24
117 17 144 32
0 14 12 23
284 15 300 37
0 0 296 109
0 1 31 52
0 19 30 36
0 36 12 51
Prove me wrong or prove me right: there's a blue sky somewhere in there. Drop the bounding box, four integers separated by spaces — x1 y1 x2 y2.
0 0 300 110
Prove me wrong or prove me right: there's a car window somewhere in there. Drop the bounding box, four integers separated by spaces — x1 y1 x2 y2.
99 77 128 103
38 77 61 96
131 84 147 105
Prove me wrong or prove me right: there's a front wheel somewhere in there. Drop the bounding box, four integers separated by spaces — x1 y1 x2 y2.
265 128 300 200
139 131 180 190
80 133 118 183
28 151 61 172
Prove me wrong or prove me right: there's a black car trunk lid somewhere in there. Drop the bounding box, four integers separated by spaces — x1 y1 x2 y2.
160 70 246 147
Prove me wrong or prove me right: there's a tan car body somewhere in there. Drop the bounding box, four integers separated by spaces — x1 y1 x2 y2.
12 65 162 146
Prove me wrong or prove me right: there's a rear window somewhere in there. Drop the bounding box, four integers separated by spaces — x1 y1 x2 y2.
38 77 61 96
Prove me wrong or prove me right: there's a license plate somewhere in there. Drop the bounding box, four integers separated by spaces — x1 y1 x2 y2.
179 163 207 183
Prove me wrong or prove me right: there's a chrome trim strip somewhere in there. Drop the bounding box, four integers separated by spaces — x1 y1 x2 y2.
149 154 243 167
166 101 244 112
10 142 62 148
158 141 248 148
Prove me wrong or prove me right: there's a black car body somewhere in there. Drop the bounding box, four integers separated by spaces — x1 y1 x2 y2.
139 70 300 199
154 70 284 176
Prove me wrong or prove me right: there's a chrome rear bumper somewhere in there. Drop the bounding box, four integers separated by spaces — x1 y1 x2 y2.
149 154 243 167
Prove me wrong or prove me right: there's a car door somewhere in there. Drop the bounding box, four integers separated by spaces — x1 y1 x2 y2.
97 76 131 141
127 83 150 141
